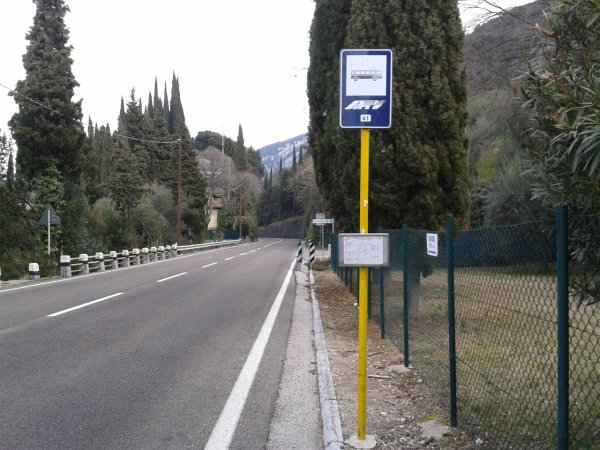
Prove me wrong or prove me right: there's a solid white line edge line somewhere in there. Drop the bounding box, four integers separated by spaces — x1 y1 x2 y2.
47 292 124 317
204 258 296 450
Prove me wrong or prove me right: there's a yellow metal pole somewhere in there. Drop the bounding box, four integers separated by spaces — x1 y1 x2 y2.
358 128 370 440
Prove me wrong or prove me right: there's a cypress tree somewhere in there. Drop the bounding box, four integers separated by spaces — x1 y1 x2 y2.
118 97 126 135
147 92 154 118
9 0 85 184
308 0 468 230
292 145 297 172
7 151 15 187
234 124 248 171
169 74 185 135
163 83 170 128
153 77 163 116
308 0 352 201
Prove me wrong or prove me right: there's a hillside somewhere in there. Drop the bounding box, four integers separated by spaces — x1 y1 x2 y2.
463 0 550 95
258 133 308 173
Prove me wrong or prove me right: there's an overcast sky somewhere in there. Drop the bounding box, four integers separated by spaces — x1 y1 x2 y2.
0 0 533 150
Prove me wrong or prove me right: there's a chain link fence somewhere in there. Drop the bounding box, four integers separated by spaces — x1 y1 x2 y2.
331 208 600 449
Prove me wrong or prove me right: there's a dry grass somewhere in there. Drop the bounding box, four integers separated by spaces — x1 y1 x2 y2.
372 266 600 448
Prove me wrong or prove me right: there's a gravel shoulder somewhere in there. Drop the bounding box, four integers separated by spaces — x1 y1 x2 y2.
312 267 476 449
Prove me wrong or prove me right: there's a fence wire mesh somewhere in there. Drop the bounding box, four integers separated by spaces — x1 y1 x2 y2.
568 215 600 448
331 213 600 449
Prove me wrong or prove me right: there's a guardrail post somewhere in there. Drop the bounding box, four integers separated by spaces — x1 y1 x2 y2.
158 246 165 260
80 254 89 274
132 248 140 265
122 250 130 267
109 251 118 270
141 248 149 263
172 244 178 258
0 267 2 288
60 255 72 277
556 205 569 450
95 252 105 272
29 263 40 280
165 245 171 259
150 246 157 262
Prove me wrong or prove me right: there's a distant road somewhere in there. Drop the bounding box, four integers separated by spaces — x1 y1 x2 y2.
0 238 298 449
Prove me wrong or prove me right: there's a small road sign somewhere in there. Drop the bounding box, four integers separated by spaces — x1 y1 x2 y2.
38 204 61 226
340 49 393 129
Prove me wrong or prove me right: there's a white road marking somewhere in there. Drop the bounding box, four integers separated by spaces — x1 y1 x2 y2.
156 272 187 283
202 262 218 268
204 258 296 450
239 252 248 256
47 293 123 317
225 257 235 261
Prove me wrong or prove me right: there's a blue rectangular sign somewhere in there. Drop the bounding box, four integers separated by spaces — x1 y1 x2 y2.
340 49 393 129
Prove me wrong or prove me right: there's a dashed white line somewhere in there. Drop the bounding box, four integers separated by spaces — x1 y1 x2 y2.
239 252 248 256
156 272 187 283
225 257 235 261
47 293 123 317
202 262 218 268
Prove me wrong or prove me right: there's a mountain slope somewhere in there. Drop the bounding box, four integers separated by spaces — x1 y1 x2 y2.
259 133 308 173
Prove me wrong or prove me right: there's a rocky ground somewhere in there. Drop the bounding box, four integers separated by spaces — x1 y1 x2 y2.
312 264 476 449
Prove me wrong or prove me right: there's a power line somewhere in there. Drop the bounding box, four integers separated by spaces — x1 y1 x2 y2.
0 81 63 116
0 81 179 145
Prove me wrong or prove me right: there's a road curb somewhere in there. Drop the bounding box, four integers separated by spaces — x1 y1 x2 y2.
310 270 345 450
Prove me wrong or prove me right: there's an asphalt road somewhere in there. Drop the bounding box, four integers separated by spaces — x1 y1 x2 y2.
0 238 299 449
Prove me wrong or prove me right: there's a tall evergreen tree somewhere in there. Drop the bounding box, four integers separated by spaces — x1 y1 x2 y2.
308 0 352 202
308 0 468 230
234 124 248 171
153 77 163 117
118 97 126 134
147 92 154 118
9 0 85 184
292 145 297 172
6 151 15 188
169 74 185 135
163 83 170 126
0 133 12 184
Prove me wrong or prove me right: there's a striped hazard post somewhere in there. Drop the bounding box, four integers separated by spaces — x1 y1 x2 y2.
309 240 316 264
297 240 303 263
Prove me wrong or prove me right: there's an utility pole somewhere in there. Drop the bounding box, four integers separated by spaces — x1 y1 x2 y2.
239 182 243 240
176 138 182 244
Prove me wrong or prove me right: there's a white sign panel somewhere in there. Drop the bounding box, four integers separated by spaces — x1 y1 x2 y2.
345 55 388 97
339 233 389 267
426 233 438 257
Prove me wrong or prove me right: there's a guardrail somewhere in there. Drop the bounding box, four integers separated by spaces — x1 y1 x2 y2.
4 240 242 282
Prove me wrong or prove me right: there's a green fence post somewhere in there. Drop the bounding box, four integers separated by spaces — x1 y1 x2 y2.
447 218 458 428
556 206 569 450
380 267 385 339
402 224 410 368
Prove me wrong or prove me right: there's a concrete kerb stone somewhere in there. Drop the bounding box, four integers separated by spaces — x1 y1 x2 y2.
309 270 345 450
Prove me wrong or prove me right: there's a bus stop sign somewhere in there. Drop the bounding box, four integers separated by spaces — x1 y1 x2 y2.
340 49 393 129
